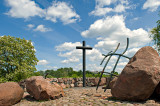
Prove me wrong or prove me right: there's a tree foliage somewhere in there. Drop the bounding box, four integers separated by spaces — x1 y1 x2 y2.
0 35 38 82
39 67 111 78
150 12 160 53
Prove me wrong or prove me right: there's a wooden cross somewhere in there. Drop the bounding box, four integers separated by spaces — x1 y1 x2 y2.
76 41 92 87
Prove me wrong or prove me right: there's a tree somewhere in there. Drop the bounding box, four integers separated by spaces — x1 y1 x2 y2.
0 35 38 82
150 13 160 53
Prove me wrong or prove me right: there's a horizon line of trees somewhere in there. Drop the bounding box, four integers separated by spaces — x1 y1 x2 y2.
38 67 115 78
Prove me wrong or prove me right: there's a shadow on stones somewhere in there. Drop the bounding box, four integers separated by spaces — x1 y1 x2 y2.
23 95 37 102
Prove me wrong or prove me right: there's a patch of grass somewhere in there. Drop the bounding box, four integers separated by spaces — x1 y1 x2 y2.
37 99 49 102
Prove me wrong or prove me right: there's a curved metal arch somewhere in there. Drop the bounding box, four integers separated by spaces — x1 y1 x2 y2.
96 43 120 91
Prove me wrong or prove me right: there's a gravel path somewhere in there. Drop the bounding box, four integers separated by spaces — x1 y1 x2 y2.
14 87 160 106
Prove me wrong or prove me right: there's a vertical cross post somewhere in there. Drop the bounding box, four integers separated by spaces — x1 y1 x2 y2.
76 41 92 87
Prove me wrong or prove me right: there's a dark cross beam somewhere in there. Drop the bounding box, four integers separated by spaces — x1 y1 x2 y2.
76 41 92 87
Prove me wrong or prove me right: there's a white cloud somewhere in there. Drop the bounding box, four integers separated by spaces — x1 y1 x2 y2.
58 49 81 57
114 4 126 13
90 0 130 16
116 67 123 73
30 42 36 52
74 63 82 71
143 0 160 12
61 57 79 63
118 62 128 66
5 0 80 24
125 47 140 57
56 43 82 63
55 41 131 72
5 0 44 18
55 42 81 51
34 25 52 32
89 7 113 16
38 60 49 65
133 17 139 21
27 24 35 29
0 36 4 38
46 1 80 24
106 66 112 70
81 15 151 51
96 0 117 7
56 42 103 64
87 64 103 72
87 48 104 62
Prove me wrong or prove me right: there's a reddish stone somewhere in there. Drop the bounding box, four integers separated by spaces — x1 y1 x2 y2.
26 76 64 100
89 78 106 86
60 83 66 89
111 46 160 101
0 82 24 106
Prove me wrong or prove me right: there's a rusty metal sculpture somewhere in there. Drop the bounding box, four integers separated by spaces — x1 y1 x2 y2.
96 38 131 92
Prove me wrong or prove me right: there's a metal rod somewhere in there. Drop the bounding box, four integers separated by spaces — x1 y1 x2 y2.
104 72 119 77
102 53 131 60
104 38 129 92
100 51 112 65
96 43 120 91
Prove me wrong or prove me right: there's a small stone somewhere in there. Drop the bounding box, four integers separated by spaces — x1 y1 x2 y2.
126 103 134 106
80 95 86 98
94 94 101 97
60 83 66 89
146 100 156 103
145 103 158 106
70 84 74 88
66 84 70 88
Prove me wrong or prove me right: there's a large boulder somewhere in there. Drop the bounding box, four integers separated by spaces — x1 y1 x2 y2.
0 82 24 106
26 76 64 100
111 46 160 101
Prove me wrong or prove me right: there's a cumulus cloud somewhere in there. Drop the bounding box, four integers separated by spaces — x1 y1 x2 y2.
125 47 140 57
58 49 81 58
27 24 35 29
34 24 52 32
55 41 131 72
87 64 103 72
56 42 103 64
61 57 79 63
55 42 81 51
96 0 117 7
46 1 80 24
90 7 113 16
81 15 151 51
87 48 103 62
118 62 128 66
90 0 130 16
5 0 44 18
143 0 160 12
5 0 80 24
38 60 49 65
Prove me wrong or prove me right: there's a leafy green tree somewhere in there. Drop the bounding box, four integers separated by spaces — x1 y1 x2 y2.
38 70 45 76
77 70 83 77
150 13 160 53
0 35 38 82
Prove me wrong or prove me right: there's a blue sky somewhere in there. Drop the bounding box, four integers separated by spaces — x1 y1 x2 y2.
0 0 160 73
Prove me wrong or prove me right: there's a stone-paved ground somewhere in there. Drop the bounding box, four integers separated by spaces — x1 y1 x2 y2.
14 87 160 106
